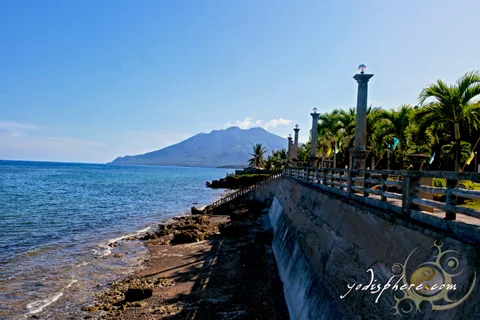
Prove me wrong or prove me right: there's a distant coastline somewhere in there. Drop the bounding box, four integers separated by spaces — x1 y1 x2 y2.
215 164 245 169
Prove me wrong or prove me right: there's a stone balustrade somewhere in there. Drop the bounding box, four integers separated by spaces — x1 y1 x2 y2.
284 167 480 225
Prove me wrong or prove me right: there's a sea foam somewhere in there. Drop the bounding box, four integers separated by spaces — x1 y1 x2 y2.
24 279 77 317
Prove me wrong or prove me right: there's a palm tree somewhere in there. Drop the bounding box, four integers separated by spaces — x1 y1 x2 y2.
332 108 356 167
270 149 287 169
335 108 356 153
297 143 310 166
374 105 414 169
366 106 386 168
248 143 266 168
418 71 480 171
318 111 340 167
264 155 274 171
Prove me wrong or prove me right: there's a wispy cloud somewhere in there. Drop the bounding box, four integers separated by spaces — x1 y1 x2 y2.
264 118 292 129
0 120 37 136
0 119 193 163
224 117 292 130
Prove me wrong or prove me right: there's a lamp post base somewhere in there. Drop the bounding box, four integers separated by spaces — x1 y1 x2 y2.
309 156 320 168
407 154 430 170
351 150 370 170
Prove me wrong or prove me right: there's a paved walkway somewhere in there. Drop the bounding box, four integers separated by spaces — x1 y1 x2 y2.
366 193 480 227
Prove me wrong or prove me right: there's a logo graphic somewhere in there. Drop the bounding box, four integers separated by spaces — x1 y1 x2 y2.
392 240 476 315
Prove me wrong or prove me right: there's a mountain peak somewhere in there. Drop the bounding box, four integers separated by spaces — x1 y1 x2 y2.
110 126 287 167
225 126 242 131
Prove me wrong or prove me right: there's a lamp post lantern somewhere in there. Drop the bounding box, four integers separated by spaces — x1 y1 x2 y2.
351 64 374 170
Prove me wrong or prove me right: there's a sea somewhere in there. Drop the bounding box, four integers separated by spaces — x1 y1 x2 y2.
0 160 233 319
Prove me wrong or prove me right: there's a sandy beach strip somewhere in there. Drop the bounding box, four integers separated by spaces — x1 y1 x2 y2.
81 201 289 320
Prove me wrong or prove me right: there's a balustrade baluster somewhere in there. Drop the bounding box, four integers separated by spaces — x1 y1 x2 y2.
363 171 370 197
347 170 352 199
381 174 388 201
445 179 457 220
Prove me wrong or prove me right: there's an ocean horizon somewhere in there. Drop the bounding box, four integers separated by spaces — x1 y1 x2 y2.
0 159 243 169
0 160 233 319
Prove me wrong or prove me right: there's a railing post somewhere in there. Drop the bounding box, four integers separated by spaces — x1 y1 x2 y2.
306 167 310 183
322 168 327 186
445 179 457 220
401 174 410 216
347 170 352 199
402 172 419 217
363 171 370 197
381 174 388 201
338 170 343 190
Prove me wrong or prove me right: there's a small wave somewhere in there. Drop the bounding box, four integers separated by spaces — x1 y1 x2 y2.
75 261 89 268
92 226 151 257
24 279 77 317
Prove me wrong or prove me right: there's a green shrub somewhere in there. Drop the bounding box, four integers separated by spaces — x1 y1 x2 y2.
459 180 480 190
432 178 446 188
224 174 270 187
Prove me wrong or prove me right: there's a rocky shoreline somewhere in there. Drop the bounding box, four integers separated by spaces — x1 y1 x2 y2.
80 199 289 319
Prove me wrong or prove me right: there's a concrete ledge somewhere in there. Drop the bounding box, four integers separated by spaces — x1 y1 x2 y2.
266 177 480 319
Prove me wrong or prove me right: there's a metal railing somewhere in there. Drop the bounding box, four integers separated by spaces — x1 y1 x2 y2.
284 167 480 222
209 173 283 208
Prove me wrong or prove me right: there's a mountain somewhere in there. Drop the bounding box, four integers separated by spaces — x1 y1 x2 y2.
109 126 288 168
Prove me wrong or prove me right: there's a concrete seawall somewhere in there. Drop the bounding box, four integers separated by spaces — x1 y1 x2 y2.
256 177 480 319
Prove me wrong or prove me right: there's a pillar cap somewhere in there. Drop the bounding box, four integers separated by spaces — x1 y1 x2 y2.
353 73 374 83
350 150 371 158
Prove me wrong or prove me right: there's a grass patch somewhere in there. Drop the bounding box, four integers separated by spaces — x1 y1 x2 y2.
224 174 271 186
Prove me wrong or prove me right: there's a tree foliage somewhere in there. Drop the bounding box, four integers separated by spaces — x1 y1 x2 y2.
305 70 480 171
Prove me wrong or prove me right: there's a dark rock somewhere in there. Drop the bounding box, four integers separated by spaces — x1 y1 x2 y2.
140 232 158 241
158 223 167 230
123 287 153 302
82 305 98 312
219 223 248 237
191 214 209 224
171 230 204 244
108 242 118 248
191 206 204 215
256 230 274 244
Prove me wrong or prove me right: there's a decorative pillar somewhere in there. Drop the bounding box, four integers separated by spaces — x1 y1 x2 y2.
293 124 300 161
351 64 374 170
309 107 320 167
287 134 293 164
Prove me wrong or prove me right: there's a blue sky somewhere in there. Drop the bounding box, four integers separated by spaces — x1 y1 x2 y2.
1 0 479 163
